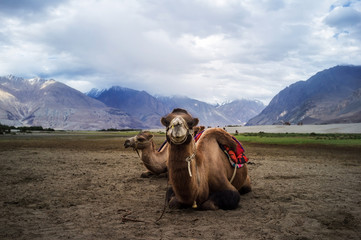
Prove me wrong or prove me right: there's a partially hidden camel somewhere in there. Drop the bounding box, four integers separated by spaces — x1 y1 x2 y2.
161 108 251 210
192 125 205 136
124 131 168 177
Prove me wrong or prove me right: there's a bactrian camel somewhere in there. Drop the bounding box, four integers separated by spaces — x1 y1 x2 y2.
124 131 168 177
161 108 251 210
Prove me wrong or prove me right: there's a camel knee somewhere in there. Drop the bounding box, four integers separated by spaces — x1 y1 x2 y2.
208 190 240 210
200 199 219 210
166 187 187 209
239 175 252 195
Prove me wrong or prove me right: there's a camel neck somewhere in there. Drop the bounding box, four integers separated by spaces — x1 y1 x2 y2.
168 139 199 204
168 142 194 162
140 140 167 173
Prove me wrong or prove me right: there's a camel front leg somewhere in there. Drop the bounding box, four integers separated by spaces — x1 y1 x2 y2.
166 187 189 209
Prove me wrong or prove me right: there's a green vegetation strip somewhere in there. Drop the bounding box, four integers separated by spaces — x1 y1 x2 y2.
234 132 361 146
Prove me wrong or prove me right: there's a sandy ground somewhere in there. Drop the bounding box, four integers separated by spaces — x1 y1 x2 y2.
1 133 361 239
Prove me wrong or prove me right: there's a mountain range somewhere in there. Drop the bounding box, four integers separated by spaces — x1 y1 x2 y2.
0 76 264 130
247 65 361 125
1 65 360 130
86 87 265 128
0 76 144 130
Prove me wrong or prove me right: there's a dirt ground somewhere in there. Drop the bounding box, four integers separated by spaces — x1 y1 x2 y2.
1 133 360 240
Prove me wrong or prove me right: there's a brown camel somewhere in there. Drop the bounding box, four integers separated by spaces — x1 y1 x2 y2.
161 108 251 210
124 131 168 177
193 125 205 137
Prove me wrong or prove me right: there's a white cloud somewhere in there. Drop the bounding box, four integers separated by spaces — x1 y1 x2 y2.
0 0 361 105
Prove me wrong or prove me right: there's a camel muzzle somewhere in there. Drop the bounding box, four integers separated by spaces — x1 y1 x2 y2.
124 137 136 148
167 117 190 144
124 139 131 148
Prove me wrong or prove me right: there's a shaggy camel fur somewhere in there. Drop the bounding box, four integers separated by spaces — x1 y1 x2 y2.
161 108 251 210
193 125 205 136
124 131 168 177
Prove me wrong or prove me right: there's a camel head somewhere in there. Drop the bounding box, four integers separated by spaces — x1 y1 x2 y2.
161 108 199 145
193 125 205 137
124 131 154 150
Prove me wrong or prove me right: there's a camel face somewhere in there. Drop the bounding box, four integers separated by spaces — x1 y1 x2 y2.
161 108 199 145
167 116 189 144
124 136 137 149
124 131 154 150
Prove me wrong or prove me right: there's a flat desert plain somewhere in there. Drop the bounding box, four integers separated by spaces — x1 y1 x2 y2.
1 133 360 239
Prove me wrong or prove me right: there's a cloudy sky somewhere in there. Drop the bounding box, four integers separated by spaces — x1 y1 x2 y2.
0 0 360 104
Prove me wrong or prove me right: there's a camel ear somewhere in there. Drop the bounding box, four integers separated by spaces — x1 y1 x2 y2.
161 117 169 127
147 134 154 140
191 118 199 128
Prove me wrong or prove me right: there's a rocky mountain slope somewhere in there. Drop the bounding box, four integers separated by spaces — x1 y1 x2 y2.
87 86 168 128
216 99 265 125
88 88 265 128
0 75 265 130
246 65 361 125
0 76 143 130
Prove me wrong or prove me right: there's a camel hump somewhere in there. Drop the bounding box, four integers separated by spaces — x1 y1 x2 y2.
199 128 238 152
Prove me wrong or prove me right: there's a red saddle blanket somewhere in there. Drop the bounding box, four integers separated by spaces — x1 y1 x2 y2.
194 130 248 168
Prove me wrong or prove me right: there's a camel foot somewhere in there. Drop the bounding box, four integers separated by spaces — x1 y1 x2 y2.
140 171 154 178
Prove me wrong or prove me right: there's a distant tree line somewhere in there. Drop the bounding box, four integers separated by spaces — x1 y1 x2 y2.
99 128 142 132
0 123 54 134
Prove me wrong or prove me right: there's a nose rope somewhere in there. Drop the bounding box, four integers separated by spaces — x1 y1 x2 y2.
185 140 197 178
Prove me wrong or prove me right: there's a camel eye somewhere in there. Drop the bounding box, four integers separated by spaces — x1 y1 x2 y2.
138 138 146 142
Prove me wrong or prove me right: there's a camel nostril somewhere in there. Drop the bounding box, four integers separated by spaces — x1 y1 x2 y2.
124 140 130 148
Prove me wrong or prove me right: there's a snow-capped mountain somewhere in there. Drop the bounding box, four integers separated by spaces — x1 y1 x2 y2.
0 76 144 130
87 86 168 128
88 88 265 127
